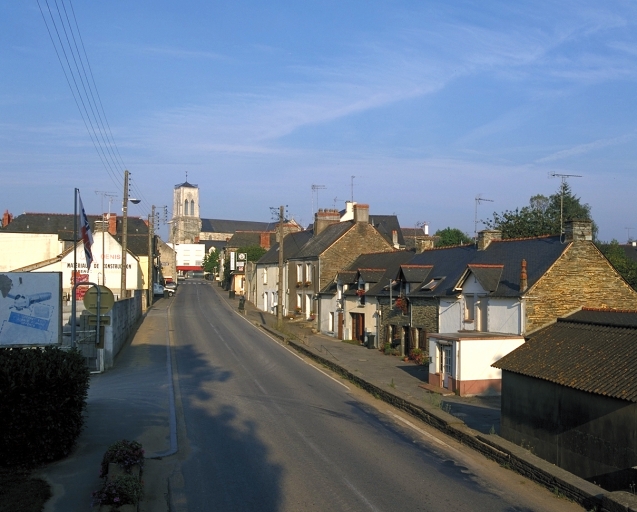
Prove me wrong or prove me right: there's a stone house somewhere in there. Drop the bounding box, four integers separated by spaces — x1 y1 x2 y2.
288 204 395 320
493 308 637 492
318 250 413 342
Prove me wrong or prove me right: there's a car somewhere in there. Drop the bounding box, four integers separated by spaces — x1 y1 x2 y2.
153 283 165 297
164 281 177 294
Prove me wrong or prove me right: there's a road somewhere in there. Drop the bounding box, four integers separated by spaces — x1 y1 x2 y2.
165 280 582 512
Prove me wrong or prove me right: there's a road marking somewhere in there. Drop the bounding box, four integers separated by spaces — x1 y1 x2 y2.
386 410 457 451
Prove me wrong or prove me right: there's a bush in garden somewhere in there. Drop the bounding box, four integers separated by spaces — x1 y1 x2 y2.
0 346 90 467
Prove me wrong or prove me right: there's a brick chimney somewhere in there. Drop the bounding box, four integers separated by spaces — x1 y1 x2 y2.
108 214 117 236
353 203 369 224
477 230 502 250
520 259 528 293
415 237 435 253
2 210 13 228
564 219 593 242
392 230 398 247
314 209 340 236
260 232 271 249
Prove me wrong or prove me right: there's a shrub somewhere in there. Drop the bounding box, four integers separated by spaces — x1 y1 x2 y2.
0 347 90 467
92 473 143 507
100 440 145 477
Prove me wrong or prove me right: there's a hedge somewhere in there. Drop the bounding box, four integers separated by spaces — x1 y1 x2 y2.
0 347 90 468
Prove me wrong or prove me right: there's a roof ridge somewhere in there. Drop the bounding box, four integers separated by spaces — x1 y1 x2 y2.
493 234 558 243
581 306 637 314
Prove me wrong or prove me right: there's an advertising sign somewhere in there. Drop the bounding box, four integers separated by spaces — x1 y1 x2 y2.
0 272 62 346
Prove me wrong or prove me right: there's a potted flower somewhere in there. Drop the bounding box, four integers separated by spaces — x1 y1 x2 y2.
296 281 303 288
99 439 145 478
304 281 312 287
92 474 143 511
355 289 365 296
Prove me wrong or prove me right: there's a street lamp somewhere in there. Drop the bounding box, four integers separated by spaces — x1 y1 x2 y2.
120 169 141 299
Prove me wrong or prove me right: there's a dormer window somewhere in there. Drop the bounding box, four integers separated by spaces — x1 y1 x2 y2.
422 277 444 291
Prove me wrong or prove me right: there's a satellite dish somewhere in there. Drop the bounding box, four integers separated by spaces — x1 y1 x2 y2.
130 198 141 204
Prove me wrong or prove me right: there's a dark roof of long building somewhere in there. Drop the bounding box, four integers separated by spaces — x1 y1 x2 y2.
257 230 314 265
493 309 637 403
1 213 149 241
200 218 275 234
369 215 405 246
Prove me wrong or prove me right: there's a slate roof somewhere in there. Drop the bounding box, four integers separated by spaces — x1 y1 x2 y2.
493 309 637 403
257 230 313 265
369 215 405 246
1 213 149 241
293 222 353 259
406 235 569 298
200 218 275 234
399 264 433 284
175 181 197 189
359 269 387 283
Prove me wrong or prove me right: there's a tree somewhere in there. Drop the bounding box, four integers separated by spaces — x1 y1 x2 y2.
483 183 598 240
202 250 219 276
597 240 637 290
434 227 472 247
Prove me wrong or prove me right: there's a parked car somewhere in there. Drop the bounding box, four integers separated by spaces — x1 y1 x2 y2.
153 283 165 297
164 281 177 294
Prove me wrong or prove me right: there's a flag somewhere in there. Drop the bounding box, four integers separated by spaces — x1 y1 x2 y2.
78 193 94 269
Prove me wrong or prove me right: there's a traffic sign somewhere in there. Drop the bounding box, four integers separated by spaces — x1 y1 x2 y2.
83 285 115 315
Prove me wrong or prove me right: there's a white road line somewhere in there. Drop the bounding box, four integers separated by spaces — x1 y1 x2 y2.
386 410 457 451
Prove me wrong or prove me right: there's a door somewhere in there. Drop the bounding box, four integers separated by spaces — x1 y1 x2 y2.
440 345 452 389
351 313 365 343
337 311 343 340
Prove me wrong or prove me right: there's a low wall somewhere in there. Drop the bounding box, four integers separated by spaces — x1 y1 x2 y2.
258 323 637 512
103 290 142 370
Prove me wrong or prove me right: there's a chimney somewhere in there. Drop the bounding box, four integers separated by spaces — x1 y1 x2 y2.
564 219 593 242
415 237 435 253
392 230 398 247
520 259 528 293
2 210 13 228
260 232 271 250
108 214 117 236
477 230 502 250
314 209 340 236
353 203 369 224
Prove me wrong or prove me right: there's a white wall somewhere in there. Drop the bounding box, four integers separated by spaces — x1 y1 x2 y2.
458 337 525 381
487 298 522 334
0 233 63 272
439 299 461 333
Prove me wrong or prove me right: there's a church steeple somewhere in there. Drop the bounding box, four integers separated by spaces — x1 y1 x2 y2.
170 179 201 244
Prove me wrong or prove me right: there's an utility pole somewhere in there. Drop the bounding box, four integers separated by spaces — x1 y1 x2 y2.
148 205 155 307
121 170 129 299
277 205 285 330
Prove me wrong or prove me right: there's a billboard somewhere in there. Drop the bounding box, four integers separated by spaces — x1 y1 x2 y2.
0 272 62 346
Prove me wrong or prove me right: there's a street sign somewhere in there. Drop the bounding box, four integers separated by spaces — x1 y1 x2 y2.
88 315 111 326
83 285 115 315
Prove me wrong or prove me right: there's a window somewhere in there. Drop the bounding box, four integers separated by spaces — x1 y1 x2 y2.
421 277 443 291
296 293 302 309
190 200 195 216
296 264 303 283
329 312 335 332
464 295 475 322
263 270 268 285
184 200 189 216
305 263 312 283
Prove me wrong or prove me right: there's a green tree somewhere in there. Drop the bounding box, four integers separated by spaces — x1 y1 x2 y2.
202 250 219 275
597 240 637 290
434 227 472 247
484 183 598 240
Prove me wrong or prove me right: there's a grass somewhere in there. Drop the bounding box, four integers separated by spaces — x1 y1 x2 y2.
0 467 52 512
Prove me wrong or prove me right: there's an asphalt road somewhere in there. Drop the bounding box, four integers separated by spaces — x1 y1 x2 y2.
166 281 582 512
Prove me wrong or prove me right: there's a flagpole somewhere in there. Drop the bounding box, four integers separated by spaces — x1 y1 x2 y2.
71 188 78 348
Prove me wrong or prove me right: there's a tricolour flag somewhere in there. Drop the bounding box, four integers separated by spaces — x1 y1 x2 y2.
78 193 94 269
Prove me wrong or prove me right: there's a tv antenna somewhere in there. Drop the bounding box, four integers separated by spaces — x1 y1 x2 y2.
350 175 356 203
474 195 494 241
311 184 326 217
550 172 582 238
626 227 634 243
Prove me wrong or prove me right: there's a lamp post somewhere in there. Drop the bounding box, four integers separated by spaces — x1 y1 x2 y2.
120 170 140 299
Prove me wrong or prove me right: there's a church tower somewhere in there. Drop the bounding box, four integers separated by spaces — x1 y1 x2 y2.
170 181 202 244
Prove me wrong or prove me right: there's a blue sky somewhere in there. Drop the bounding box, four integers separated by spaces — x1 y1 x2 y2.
2 1 637 242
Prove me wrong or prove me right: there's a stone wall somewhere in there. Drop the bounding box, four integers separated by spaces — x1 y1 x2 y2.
526 241 637 332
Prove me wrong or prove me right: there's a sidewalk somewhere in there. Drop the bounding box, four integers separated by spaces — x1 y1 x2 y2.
41 303 173 512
